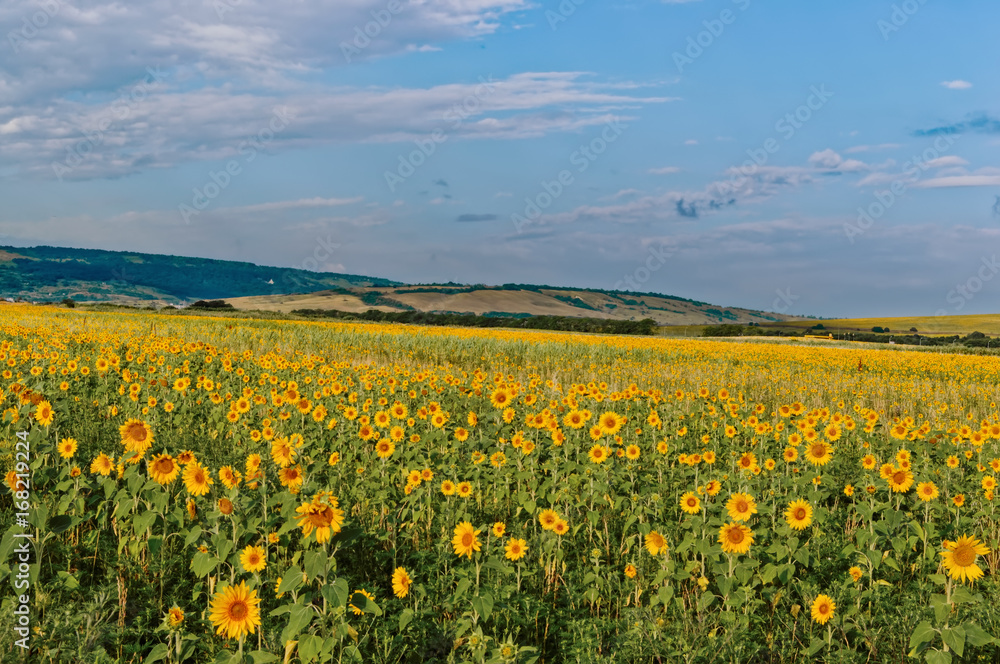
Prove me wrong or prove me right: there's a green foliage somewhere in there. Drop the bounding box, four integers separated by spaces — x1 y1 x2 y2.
293 308 660 335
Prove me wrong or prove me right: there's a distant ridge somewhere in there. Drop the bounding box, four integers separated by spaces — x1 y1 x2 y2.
0 245 397 304
0 244 804 326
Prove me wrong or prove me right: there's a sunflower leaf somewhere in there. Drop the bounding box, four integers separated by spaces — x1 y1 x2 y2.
908 621 936 651
277 567 304 594
941 626 965 657
925 649 953 664
398 608 414 631
963 623 995 647
191 551 219 578
143 643 169 664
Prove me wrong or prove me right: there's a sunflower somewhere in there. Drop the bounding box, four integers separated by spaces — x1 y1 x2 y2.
349 589 375 615
679 492 701 515
803 442 832 466
588 444 611 464
887 468 914 493
983 476 997 491
737 452 756 471
183 462 214 496
718 522 754 555
645 530 667 555
239 545 267 573
176 450 196 466
552 519 569 535
119 418 152 449
941 535 990 584
810 595 835 625
34 400 54 427
625 444 641 460
295 492 345 543
57 438 78 459
452 522 482 558
861 454 877 470
492 522 506 537
375 440 395 459
726 493 757 522
785 499 813 530
456 481 473 498
505 538 528 561
598 411 624 436
916 481 939 502
149 453 179 485
279 465 304 490
539 509 559 530
218 498 234 515
219 466 242 489
267 439 293 468
441 480 456 496
90 453 114 476
167 606 185 628
186 498 197 520
208 581 261 640
705 480 722 496
392 567 412 598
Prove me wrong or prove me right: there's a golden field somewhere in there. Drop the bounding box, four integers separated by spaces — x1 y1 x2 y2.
0 305 998 663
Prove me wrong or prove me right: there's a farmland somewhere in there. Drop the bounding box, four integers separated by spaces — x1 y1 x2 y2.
1 305 999 663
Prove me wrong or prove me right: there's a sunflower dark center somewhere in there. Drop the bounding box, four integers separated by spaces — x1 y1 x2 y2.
953 545 976 567
229 601 247 620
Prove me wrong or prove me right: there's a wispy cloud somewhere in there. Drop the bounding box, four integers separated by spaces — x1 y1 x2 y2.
915 114 1000 136
941 80 973 90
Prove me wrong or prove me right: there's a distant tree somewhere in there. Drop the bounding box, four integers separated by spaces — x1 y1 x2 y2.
871 326 884 333
812 323 826 330
909 327 917 332
61 298 76 308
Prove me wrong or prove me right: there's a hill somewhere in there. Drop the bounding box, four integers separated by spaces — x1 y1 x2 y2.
0 245 804 325
0 245 397 304
225 283 804 326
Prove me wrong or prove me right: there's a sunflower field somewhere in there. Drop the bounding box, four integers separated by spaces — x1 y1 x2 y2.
1 305 1000 663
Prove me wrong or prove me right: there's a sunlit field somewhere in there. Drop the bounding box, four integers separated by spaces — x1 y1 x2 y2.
1 305 999 663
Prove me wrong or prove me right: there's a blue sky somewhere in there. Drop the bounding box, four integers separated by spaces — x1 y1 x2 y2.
1 0 998 318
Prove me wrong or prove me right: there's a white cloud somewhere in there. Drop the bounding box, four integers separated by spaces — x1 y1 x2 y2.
3 72 670 179
845 143 901 154
921 156 968 169
227 197 365 214
941 80 973 90
915 175 1000 188
648 166 681 174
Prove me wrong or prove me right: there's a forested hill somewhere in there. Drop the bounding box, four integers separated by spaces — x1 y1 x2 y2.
0 246 396 303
